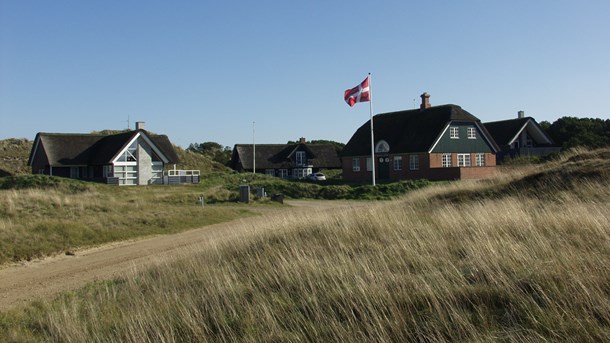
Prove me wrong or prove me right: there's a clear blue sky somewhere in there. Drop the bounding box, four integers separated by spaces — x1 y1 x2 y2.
1 1 609 148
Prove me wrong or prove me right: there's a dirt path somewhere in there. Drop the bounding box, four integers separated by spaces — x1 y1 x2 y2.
0 200 366 312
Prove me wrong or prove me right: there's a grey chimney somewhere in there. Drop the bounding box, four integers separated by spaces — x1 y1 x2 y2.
135 121 145 130
420 92 431 110
517 111 525 118
299 137 306 144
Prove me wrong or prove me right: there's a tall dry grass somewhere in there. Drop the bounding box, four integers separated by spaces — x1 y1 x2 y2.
2 148 609 341
0 184 253 264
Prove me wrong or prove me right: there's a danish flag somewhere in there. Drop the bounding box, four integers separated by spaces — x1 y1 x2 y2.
344 76 370 107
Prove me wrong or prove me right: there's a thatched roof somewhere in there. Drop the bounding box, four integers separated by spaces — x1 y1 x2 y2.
28 130 179 166
484 117 554 147
342 104 499 156
231 143 341 170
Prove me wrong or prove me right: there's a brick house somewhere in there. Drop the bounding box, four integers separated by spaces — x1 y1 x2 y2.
230 138 341 178
28 122 187 185
342 93 500 182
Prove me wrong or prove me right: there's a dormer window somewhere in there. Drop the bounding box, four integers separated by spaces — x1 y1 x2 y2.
375 140 390 153
450 127 459 139
467 127 476 139
296 151 306 166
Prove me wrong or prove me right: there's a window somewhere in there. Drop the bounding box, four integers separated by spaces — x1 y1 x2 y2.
476 153 485 166
293 168 311 179
467 127 476 139
442 153 452 167
117 141 138 162
352 158 360 172
70 167 80 179
366 158 372 172
409 155 419 170
114 165 138 185
265 169 275 176
393 156 403 171
375 140 390 153
457 154 471 167
278 169 288 178
151 162 163 184
450 127 459 139
295 151 306 166
103 165 113 177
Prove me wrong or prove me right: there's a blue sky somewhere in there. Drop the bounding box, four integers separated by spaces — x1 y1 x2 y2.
1 1 609 148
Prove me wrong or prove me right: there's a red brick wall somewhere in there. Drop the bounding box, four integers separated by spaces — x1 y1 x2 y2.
342 157 371 182
343 153 497 182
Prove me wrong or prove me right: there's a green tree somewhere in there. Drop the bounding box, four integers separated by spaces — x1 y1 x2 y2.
187 141 232 165
544 117 610 149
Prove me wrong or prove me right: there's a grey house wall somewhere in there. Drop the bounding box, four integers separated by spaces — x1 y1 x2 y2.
137 138 153 185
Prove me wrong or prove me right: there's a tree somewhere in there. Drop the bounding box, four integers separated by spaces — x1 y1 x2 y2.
187 141 232 165
544 117 610 149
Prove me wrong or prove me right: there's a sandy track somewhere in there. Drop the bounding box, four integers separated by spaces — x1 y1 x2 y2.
0 200 365 312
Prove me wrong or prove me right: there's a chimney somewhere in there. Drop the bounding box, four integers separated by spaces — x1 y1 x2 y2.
299 137 306 144
517 111 525 118
135 121 145 130
420 92 431 110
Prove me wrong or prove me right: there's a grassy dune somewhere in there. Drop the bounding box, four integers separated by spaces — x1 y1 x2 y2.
2 148 609 341
0 139 31 177
0 176 254 264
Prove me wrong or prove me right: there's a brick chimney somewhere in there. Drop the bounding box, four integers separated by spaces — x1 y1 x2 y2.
517 111 525 118
135 121 145 130
420 92 431 110
299 137 306 144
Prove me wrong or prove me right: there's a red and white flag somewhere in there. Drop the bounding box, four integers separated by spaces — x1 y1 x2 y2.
344 76 370 107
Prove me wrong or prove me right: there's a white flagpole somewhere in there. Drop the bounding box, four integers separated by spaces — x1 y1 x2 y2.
368 73 376 186
252 121 256 174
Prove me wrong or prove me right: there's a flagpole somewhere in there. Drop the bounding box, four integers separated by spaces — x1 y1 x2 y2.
368 73 376 186
252 121 256 174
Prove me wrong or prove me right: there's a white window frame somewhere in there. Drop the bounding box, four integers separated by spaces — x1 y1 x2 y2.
265 169 275 176
442 153 452 168
476 153 485 166
366 157 372 172
295 151 306 166
409 155 419 171
113 163 138 185
375 140 390 153
278 169 288 178
293 168 311 179
393 156 402 171
352 158 360 172
450 127 459 139
467 127 476 139
457 153 471 167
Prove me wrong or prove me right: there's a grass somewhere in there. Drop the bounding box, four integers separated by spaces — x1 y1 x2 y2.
0 138 31 177
0 176 255 264
0 170 430 264
1 147 609 341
